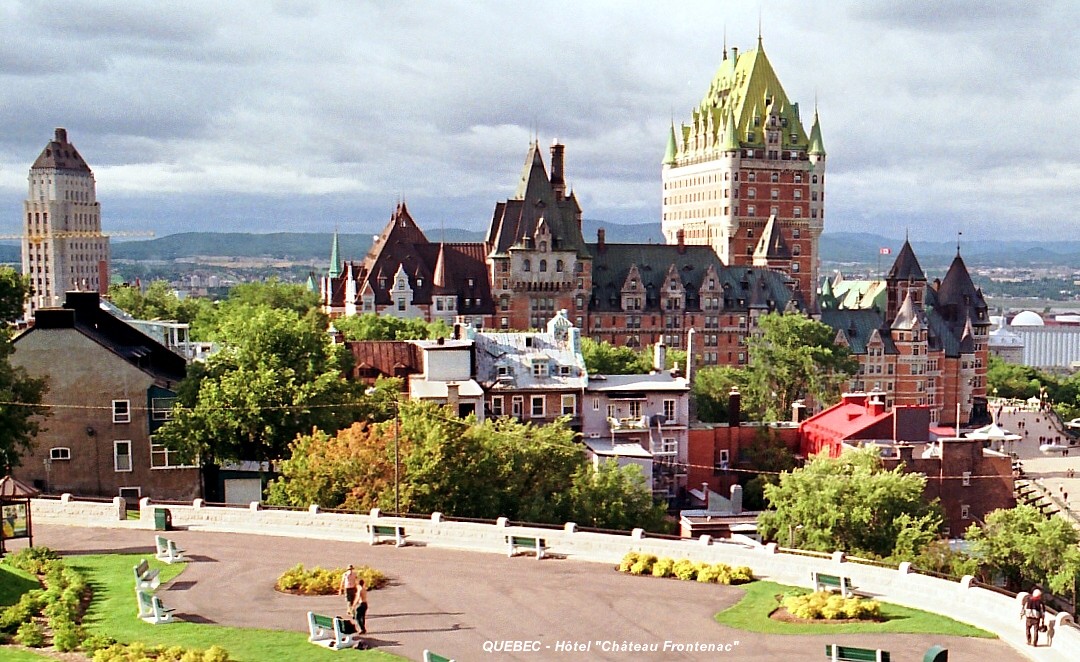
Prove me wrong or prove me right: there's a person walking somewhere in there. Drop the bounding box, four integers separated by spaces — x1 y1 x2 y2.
1021 589 1046 646
352 578 369 634
339 564 359 609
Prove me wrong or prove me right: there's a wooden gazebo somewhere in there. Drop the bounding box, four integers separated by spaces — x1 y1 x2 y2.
0 476 39 554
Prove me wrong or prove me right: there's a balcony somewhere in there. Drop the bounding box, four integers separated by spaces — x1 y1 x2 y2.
607 416 647 433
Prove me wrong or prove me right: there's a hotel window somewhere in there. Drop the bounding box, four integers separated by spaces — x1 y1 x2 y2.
629 401 642 419
770 188 779 200
561 394 576 416
747 205 756 216
397 298 406 311
523 259 531 272
531 395 545 417
532 361 548 377
114 441 132 472
151 397 175 421
112 400 131 424
592 397 600 411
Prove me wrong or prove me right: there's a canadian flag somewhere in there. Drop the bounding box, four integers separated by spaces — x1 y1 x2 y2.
879 247 892 255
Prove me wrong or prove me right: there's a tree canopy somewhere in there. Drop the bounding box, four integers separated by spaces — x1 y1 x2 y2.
965 504 1080 594
580 338 652 375
107 281 206 326
0 268 48 472
333 313 450 342
987 354 1080 422
757 448 942 558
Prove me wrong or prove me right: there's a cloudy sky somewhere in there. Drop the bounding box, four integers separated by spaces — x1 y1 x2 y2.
1 1 1076 241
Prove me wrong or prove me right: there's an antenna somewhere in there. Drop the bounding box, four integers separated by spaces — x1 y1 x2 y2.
957 231 963 255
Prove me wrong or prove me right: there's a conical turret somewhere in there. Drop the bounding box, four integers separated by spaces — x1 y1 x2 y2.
328 230 342 279
808 109 826 157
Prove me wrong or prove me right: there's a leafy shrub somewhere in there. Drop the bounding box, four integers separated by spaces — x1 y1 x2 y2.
81 633 117 653
672 558 698 581
617 552 640 573
275 563 386 594
90 641 234 661
782 591 881 621
651 557 674 578
15 620 45 647
52 621 83 652
2 546 59 575
730 565 754 584
0 590 45 632
204 645 231 662
696 563 722 583
628 554 657 575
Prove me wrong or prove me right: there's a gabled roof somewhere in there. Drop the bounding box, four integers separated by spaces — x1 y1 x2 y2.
891 289 927 331
346 341 421 379
31 128 92 174
753 215 792 262
18 292 186 386
820 308 897 355
886 240 926 282
586 242 800 314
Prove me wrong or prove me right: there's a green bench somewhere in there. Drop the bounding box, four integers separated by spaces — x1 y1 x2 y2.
133 558 160 591
135 588 174 624
813 571 855 597
155 535 187 564
367 523 407 547
307 611 361 650
424 651 455 662
825 644 890 662
506 534 547 559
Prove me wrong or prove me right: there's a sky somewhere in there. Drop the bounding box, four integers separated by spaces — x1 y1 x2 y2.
1 1 1077 242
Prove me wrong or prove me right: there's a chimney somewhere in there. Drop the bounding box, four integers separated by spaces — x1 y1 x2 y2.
731 47 738 61
792 400 807 423
446 382 460 408
55 127 67 143
728 386 741 427
452 323 462 340
898 444 914 462
653 337 667 373
550 141 566 199
676 229 686 254
730 484 743 514
685 328 695 381
702 482 710 510
597 228 606 253
867 391 885 417
437 336 445 345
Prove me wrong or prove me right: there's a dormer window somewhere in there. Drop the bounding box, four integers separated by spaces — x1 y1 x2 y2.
532 361 548 377
417 277 424 287
540 241 547 252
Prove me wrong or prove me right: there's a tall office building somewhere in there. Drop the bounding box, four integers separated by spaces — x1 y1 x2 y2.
662 38 824 308
22 128 110 319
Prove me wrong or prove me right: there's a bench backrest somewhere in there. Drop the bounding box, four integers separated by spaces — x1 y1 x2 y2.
816 573 842 585
373 525 400 534
311 613 335 630
512 536 541 546
155 535 167 548
138 589 154 609
424 651 454 662
135 560 149 577
825 644 889 662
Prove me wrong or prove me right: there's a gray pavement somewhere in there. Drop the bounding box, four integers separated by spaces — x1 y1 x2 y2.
12 524 1032 662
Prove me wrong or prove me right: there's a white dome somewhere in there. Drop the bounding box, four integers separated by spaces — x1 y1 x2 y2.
1011 310 1044 327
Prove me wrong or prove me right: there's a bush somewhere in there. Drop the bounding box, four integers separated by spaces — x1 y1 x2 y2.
2 546 60 575
15 620 45 647
81 633 117 653
0 590 45 632
90 641 235 661
782 591 881 621
628 554 657 576
617 552 640 573
52 621 83 652
672 558 698 581
651 557 675 578
730 565 754 584
275 563 386 594
697 563 726 583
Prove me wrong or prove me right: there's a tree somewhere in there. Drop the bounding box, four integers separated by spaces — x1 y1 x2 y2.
965 504 1080 594
333 313 451 341
189 279 321 340
691 365 752 423
986 355 1042 401
154 304 359 464
569 460 670 532
0 268 48 472
757 448 942 558
739 429 799 511
107 281 207 324
746 313 858 421
580 338 651 375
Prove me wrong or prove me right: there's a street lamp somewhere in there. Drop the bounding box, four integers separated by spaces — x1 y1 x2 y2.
367 387 401 514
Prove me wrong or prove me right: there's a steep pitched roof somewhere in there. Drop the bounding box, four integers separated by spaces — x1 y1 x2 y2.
753 215 792 262
328 231 342 279
808 109 826 156
31 128 92 174
891 289 928 330
820 308 898 355
931 252 990 341
886 240 926 282
346 341 421 379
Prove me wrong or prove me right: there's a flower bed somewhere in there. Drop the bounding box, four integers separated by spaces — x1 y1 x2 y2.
616 552 753 585
275 563 387 594
778 590 882 622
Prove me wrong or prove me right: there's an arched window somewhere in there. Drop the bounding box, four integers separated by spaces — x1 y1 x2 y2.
556 260 564 272
540 260 548 272
523 259 531 272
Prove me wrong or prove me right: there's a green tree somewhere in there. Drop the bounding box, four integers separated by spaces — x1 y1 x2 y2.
580 338 651 375
154 304 359 464
986 355 1042 401
333 313 450 341
747 313 858 421
739 429 799 511
107 281 206 324
965 504 1080 594
757 448 942 558
691 365 753 423
0 268 49 471
569 460 670 532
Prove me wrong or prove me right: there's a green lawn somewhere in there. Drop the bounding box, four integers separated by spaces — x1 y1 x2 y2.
62 554 403 661
715 581 996 637
0 563 39 607
0 648 54 660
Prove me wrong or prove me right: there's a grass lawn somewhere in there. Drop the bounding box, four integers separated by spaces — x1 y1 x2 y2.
0 648 54 660
0 563 39 606
63 554 403 661
715 581 996 637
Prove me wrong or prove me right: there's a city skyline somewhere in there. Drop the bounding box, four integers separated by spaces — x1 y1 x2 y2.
1 1 1076 241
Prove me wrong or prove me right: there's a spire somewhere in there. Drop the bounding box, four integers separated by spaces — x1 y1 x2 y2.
886 239 926 282
432 242 450 291
663 121 678 165
722 108 740 151
328 230 342 279
753 215 791 263
808 108 826 156
891 289 926 330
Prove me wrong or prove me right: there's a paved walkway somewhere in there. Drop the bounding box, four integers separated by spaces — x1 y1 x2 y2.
16 524 1031 662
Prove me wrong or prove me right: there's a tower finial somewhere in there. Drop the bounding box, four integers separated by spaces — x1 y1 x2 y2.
758 9 763 45
957 231 963 256
723 24 727 60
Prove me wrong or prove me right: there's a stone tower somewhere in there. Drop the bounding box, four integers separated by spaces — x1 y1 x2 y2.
22 128 110 319
662 38 825 308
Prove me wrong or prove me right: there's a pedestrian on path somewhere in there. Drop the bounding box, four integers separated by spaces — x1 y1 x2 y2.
1021 589 1046 646
339 564 359 608
352 578 369 634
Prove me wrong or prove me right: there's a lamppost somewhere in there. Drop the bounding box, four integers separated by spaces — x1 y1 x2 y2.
367 387 401 514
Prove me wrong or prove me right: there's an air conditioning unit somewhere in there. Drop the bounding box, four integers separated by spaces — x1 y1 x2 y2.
588 433 601 439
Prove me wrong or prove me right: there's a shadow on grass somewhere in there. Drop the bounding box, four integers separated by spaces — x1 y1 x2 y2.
174 612 218 624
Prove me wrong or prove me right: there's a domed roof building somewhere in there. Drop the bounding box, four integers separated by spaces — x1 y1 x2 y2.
1010 310 1044 327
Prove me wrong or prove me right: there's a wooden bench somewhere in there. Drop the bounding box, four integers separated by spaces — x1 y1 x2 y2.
133 559 160 591
155 535 186 564
506 534 547 559
812 571 855 597
423 651 456 662
136 589 174 624
367 523 407 547
307 611 361 650
825 644 890 662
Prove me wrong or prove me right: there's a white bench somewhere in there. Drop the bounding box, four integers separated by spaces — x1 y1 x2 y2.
155 535 186 564
367 523 407 547
506 534 547 559
133 559 160 591
307 611 361 650
136 589 174 624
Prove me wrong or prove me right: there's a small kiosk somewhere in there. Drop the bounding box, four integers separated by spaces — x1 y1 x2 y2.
0 476 38 556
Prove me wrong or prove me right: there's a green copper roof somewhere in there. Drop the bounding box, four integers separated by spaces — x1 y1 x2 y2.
808 110 826 156
328 231 342 278
663 123 677 165
722 108 740 151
